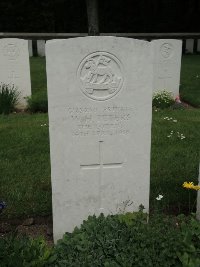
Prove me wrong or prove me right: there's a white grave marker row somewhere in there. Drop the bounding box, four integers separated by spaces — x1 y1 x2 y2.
152 39 182 98
37 40 46 57
186 39 194 54
0 38 31 108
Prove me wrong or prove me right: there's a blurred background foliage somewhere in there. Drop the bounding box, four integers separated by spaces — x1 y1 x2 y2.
0 0 199 33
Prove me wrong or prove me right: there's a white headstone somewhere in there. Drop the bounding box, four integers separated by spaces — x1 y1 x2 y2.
196 164 200 221
37 40 45 57
197 39 200 53
186 39 194 54
0 38 31 108
46 37 153 242
28 40 33 57
152 39 182 98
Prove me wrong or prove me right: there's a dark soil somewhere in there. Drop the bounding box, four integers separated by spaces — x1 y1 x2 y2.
0 215 54 246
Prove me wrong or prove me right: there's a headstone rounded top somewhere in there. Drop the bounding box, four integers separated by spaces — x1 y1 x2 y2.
77 51 124 101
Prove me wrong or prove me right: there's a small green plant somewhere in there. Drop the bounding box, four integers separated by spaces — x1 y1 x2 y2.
177 214 200 267
0 83 20 114
153 90 175 109
27 90 48 113
0 233 51 267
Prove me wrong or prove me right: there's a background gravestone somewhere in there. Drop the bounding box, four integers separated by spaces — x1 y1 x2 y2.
186 39 194 54
152 39 182 98
46 36 154 242
28 40 33 57
37 40 46 57
0 38 31 108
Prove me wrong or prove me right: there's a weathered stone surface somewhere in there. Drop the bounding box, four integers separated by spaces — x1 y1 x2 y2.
0 38 31 108
152 39 182 98
46 37 153 242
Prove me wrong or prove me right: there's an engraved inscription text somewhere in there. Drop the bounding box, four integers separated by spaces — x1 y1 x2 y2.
67 106 133 136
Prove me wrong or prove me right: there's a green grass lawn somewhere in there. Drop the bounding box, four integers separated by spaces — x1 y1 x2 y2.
30 57 47 93
180 55 200 107
0 55 199 219
0 109 199 219
0 114 51 218
150 109 200 214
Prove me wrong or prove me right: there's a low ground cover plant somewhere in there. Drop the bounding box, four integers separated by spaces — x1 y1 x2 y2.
1 213 199 267
0 233 51 267
0 83 19 114
153 90 175 109
47 213 200 267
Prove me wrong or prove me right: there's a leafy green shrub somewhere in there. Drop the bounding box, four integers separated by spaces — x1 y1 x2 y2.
177 214 200 267
47 213 199 267
153 90 175 109
1 214 199 267
0 233 51 267
27 90 48 113
0 83 19 114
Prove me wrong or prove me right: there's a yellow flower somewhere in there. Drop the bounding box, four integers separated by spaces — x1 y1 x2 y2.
182 181 200 190
183 182 194 189
193 185 200 191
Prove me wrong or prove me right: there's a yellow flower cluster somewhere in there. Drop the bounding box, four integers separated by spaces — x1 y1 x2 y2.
182 182 200 190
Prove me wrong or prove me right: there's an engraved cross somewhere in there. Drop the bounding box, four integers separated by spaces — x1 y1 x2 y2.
80 141 123 210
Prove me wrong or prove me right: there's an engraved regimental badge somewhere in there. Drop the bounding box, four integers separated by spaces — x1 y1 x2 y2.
77 52 124 101
3 44 20 60
160 43 173 59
